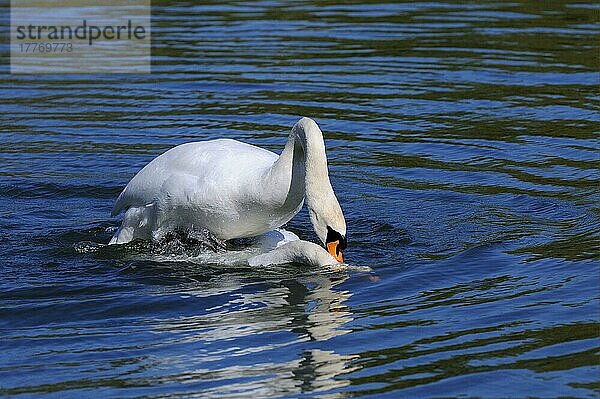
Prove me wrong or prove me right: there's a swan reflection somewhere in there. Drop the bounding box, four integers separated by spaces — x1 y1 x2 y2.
149 267 358 396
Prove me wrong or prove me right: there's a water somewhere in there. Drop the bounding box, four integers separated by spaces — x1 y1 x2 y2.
1 1 599 397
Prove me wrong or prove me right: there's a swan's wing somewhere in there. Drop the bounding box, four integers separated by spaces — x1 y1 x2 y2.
112 139 278 216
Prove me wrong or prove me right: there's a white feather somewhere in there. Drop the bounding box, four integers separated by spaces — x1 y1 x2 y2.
248 240 341 269
110 117 346 252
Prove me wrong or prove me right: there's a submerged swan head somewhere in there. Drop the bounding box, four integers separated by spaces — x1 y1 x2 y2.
292 117 347 262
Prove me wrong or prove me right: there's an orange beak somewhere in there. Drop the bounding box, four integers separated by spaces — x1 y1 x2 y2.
327 240 344 263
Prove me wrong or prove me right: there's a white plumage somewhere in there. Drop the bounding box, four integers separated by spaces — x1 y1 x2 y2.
248 240 341 269
110 117 347 263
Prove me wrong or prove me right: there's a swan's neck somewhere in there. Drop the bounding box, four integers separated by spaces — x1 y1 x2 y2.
266 119 347 245
268 118 334 208
264 117 345 244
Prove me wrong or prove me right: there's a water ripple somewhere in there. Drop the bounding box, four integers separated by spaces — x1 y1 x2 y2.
1 0 598 398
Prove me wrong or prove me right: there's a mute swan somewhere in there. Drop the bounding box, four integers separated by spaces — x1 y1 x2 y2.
110 117 347 262
248 240 341 269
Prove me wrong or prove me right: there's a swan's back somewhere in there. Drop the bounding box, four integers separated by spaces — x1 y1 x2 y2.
112 139 277 216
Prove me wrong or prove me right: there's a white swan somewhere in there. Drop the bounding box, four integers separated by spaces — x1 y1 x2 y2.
248 240 342 269
110 117 347 262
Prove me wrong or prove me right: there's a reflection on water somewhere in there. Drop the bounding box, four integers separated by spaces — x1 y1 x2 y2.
151 271 356 396
1 0 599 397
0 254 358 397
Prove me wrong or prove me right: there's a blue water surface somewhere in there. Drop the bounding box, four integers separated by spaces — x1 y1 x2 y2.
1 1 599 398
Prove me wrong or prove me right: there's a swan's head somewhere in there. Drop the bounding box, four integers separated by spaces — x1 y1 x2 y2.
308 195 347 263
